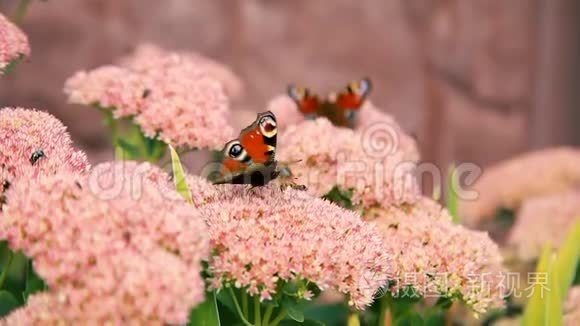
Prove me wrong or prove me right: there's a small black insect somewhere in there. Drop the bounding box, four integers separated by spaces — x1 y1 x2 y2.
30 149 45 165
142 89 151 98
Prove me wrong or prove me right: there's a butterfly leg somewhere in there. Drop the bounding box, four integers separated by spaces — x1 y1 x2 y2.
279 180 307 192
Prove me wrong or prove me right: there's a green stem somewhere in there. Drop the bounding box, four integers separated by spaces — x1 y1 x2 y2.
254 295 262 326
0 250 14 289
262 305 274 325
347 311 361 326
242 291 249 319
268 308 287 326
101 110 120 145
378 296 388 326
228 288 254 326
14 0 33 24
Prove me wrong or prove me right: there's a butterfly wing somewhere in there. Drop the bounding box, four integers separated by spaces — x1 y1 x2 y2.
287 85 320 119
239 111 277 164
335 78 372 127
212 111 279 186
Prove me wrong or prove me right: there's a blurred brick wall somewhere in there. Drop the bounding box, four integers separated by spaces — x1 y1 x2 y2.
0 0 575 172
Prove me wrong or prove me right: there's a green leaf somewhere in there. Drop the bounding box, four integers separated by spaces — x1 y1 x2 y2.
287 306 305 323
424 310 445 326
446 165 460 224
189 291 221 326
393 310 423 326
545 262 562 326
0 242 12 289
115 138 143 160
0 54 25 76
554 220 580 299
146 137 167 162
322 186 355 209
522 242 552 326
3 252 27 301
280 319 325 326
22 262 47 301
0 290 20 317
216 290 236 316
169 145 192 204
304 303 348 326
282 297 305 322
433 297 453 310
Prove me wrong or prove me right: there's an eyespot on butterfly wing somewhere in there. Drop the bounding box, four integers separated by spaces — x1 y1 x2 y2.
210 111 280 187
239 111 278 164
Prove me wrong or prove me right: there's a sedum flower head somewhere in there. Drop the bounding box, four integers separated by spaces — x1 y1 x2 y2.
460 147 580 226
368 198 506 314
2 248 200 325
64 66 151 118
198 184 392 309
119 43 243 100
0 13 30 73
0 108 89 204
63 45 234 150
508 190 580 261
277 117 420 208
133 63 232 149
0 161 210 324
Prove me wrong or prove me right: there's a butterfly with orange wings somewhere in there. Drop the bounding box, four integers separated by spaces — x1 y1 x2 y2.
287 78 372 128
211 111 303 189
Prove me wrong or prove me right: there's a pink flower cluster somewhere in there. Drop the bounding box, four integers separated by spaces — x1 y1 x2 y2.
460 147 580 226
119 43 244 100
277 116 420 209
0 13 30 73
508 190 580 261
0 161 210 324
64 44 234 150
189 179 393 309
64 65 151 118
368 198 506 314
2 249 198 326
0 108 89 206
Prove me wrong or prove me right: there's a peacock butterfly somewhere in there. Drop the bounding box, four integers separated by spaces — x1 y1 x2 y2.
212 111 304 189
287 78 372 128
